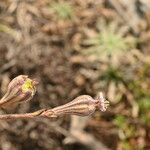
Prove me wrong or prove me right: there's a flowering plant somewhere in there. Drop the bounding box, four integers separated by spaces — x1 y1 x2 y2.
0 75 109 120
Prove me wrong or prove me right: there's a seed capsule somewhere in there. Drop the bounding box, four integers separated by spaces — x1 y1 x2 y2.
0 75 38 108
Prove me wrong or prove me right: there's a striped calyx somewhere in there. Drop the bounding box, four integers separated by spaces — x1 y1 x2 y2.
0 75 38 108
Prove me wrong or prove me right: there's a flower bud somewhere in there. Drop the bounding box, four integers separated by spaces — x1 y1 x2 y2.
42 92 109 118
0 75 38 108
52 95 97 116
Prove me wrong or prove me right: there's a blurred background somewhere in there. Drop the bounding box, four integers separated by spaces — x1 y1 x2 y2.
0 0 150 150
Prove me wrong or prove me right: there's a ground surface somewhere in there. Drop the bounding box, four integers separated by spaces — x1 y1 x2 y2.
0 0 150 150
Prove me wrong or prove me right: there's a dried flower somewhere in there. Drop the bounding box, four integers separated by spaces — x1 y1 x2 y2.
97 92 109 111
0 75 38 108
42 92 109 118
